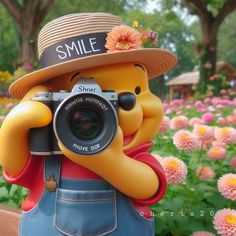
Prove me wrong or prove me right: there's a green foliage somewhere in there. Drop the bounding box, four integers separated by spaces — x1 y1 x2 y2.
218 11 236 68
206 0 226 16
0 168 28 208
207 73 230 95
44 0 146 24
124 8 197 78
0 5 19 72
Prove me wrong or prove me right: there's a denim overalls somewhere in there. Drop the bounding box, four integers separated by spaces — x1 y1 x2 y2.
20 156 155 236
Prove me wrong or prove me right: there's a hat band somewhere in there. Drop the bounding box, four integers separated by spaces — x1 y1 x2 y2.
39 32 107 68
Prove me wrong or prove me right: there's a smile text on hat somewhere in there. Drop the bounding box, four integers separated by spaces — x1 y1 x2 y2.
40 33 107 68
57 37 101 60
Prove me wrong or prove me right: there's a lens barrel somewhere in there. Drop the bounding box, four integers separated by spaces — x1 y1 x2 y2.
53 93 117 155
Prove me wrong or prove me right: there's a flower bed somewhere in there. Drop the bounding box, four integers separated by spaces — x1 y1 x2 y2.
0 95 235 235
151 97 236 236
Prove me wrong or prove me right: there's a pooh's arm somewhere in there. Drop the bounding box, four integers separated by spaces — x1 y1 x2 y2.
0 86 52 177
59 128 165 201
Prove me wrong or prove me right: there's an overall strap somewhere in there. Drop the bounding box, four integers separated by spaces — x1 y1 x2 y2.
44 156 61 192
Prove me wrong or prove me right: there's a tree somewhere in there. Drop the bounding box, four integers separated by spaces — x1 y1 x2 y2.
0 5 19 71
0 0 55 65
124 8 197 98
181 0 236 93
0 0 146 66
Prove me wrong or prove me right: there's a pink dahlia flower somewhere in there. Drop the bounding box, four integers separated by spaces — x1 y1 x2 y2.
213 208 236 236
159 116 170 133
226 115 236 125
204 98 211 104
6 103 14 109
173 130 198 152
218 117 228 126
207 146 226 160
212 140 226 148
230 157 236 169
217 173 236 200
194 100 205 109
189 117 203 126
196 166 215 180
105 25 142 52
191 231 215 236
170 116 189 129
161 156 187 185
193 125 214 142
202 112 214 123
220 89 227 95
215 127 236 144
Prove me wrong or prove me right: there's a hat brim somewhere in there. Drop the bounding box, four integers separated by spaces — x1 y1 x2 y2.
10 48 177 99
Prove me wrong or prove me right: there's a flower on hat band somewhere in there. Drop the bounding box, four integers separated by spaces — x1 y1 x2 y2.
105 21 158 52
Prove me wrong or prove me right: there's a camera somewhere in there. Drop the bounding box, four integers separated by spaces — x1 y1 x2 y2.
29 78 118 155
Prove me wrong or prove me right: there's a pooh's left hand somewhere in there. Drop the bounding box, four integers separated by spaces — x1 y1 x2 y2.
58 127 159 200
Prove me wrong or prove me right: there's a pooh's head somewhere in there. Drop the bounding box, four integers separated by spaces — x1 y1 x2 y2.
9 13 176 152
47 62 163 152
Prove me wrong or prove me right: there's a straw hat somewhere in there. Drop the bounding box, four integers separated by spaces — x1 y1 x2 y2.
10 12 177 99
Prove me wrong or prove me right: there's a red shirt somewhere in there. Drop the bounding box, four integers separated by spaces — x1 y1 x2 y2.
3 142 166 218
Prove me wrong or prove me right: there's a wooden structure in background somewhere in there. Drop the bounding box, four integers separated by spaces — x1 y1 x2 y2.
0 205 20 236
166 61 236 100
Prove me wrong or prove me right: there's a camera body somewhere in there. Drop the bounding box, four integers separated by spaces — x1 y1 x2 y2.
30 78 118 155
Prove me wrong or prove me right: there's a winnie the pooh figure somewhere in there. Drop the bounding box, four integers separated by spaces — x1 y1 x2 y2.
0 13 176 236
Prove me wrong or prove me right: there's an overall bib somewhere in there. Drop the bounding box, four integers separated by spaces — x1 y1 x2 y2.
20 157 155 236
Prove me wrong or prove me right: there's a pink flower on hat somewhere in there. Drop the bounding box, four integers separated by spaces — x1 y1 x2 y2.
159 116 170 133
215 127 236 144
161 156 187 185
105 25 142 52
170 116 189 129
196 166 215 180
173 130 198 152
217 173 236 200
193 125 214 142
213 208 236 236
207 146 226 160
191 231 215 236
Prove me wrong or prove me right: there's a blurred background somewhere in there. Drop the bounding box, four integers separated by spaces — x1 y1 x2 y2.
0 0 236 99
0 1 236 236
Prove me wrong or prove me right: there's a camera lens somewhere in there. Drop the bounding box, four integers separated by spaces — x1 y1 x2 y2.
70 109 103 141
54 92 117 155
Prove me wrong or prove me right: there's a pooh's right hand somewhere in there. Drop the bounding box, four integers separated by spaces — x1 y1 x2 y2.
0 85 52 176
